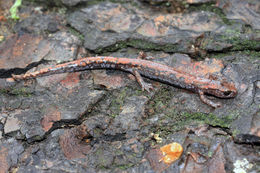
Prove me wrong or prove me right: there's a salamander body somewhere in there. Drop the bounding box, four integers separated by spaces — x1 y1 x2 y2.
11 56 237 108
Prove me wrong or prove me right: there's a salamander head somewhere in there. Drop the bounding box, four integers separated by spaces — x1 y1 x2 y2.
203 79 237 98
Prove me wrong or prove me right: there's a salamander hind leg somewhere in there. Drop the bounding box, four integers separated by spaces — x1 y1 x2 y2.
133 70 153 92
198 90 221 108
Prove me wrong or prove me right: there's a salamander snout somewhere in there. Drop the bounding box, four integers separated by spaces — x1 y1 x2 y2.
219 80 237 98
223 91 232 96
209 87 237 98
222 90 236 97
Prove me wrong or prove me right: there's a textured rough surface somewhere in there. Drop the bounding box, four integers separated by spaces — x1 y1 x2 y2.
217 0 260 30
61 0 88 6
4 116 20 134
0 0 259 173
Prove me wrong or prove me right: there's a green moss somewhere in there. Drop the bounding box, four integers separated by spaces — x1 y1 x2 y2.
208 151 213 157
181 112 238 128
97 165 107 170
9 0 22 20
219 32 260 51
231 38 259 51
200 31 260 52
29 135 44 142
0 89 8 94
128 39 180 52
210 50 260 61
12 87 32 97
57 7 67 15
152 111 240 138
146 86 174 115
231 129 240 136
128 39 160 50
108 84 148 118
114 149 124 155
68 27 84 42
95 39 180 54
188 3 232 25
109 88 128 118
1 87 33 97
117 163 134 170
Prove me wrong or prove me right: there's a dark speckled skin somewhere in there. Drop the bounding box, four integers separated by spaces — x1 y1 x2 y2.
11 56 237 108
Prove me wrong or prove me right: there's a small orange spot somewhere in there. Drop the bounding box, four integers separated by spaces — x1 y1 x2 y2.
6 78 15 82
0 16 6 22
85 139 91 143
154 15 165 23
160 142 183 164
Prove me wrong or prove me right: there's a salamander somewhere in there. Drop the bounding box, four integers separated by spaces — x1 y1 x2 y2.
11 55 237 108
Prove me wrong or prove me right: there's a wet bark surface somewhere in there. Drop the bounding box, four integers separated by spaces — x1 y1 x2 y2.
0 0 259 172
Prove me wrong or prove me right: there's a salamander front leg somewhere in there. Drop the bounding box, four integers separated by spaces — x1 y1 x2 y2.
133 70 153 92
198 90 221 108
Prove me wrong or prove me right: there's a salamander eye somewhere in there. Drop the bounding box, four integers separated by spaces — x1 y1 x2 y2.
220 80 228 86
223 91 232 96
